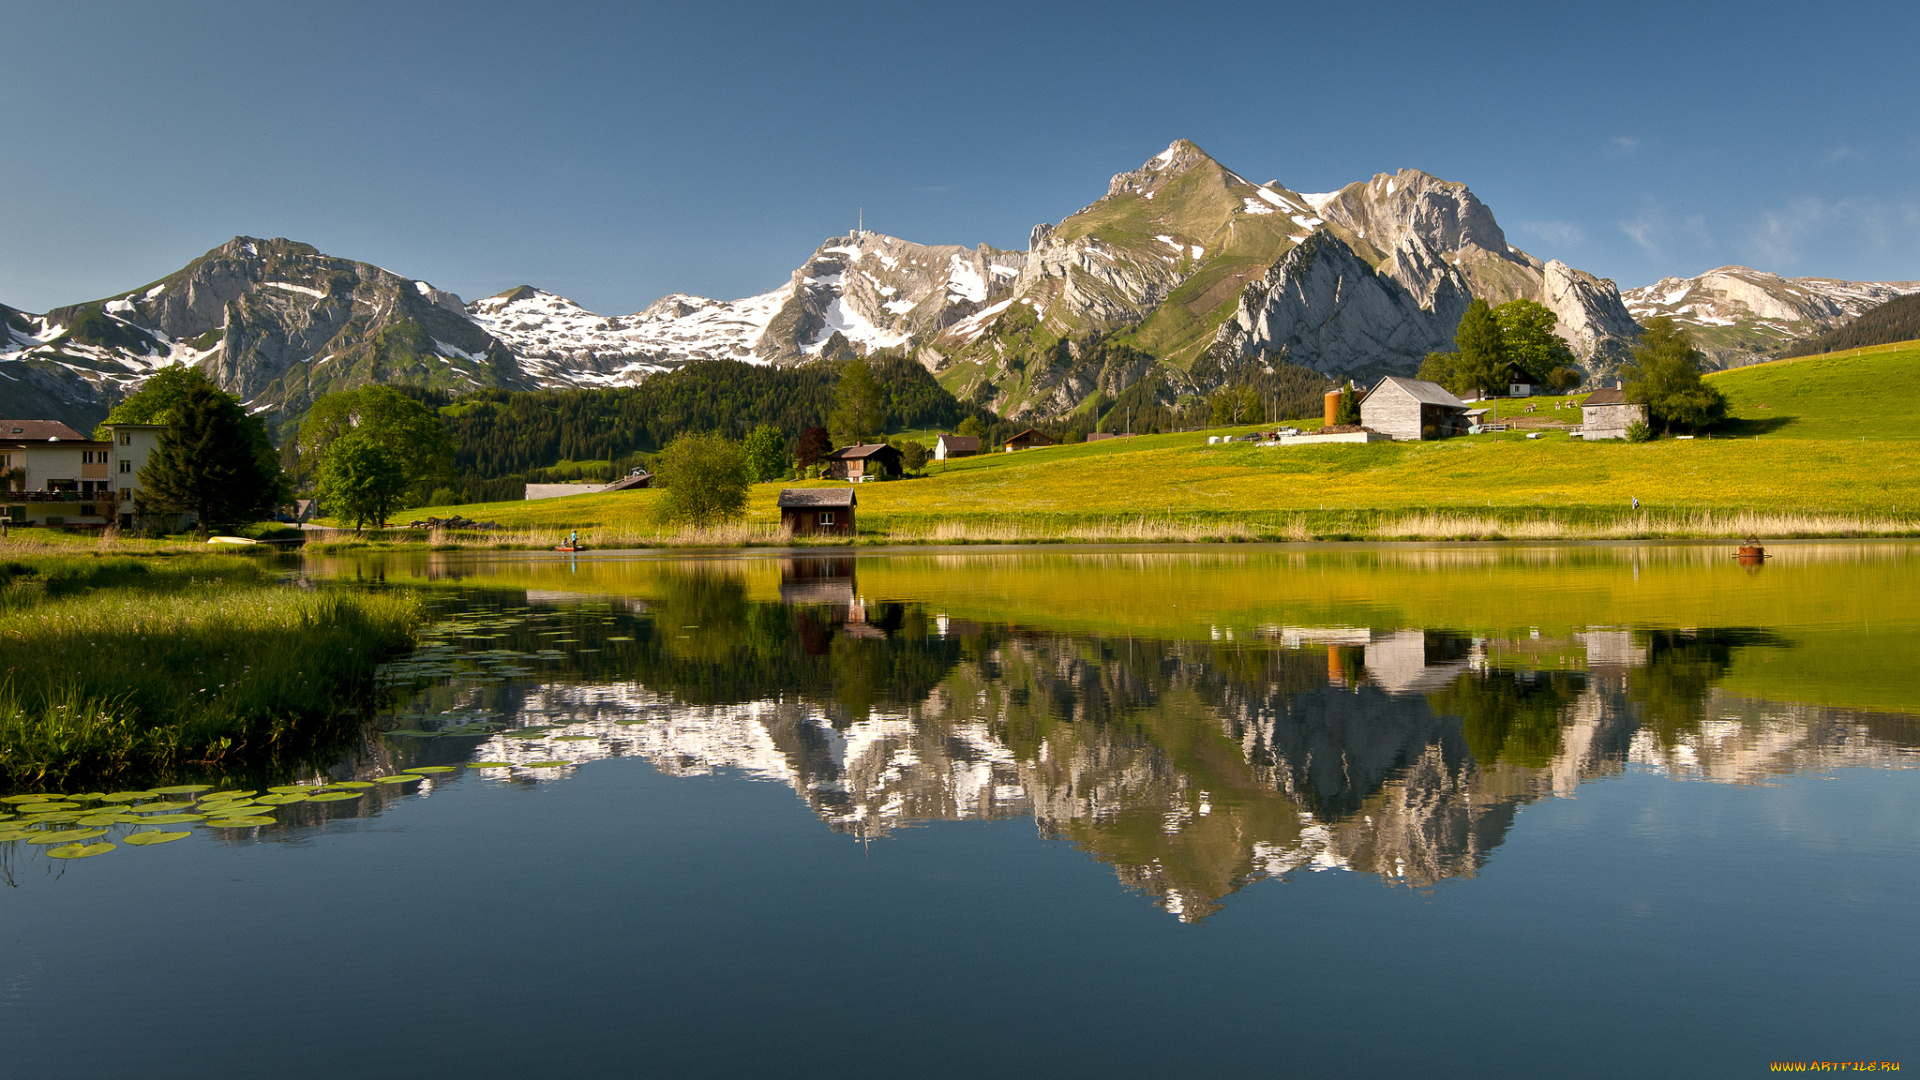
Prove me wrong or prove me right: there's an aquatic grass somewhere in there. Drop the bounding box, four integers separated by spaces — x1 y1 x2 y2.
0 556 422 790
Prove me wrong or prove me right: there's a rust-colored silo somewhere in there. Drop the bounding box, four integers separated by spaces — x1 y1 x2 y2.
1325 389 1342 426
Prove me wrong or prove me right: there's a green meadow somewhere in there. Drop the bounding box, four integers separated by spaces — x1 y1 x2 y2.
337 340 1920 543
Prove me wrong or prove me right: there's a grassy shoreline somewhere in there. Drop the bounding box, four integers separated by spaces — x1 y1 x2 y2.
296 505 1920 551
0 550 421 791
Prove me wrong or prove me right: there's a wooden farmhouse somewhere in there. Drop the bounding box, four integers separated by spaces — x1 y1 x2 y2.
825 443 902 481
934 434 979 461
777 489 856 536
1579 388 1648 439
1004 428 1053 452
1359 377 1473 440
1501 362 1535 398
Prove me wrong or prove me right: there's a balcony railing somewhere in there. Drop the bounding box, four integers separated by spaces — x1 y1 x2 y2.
2 490 121 504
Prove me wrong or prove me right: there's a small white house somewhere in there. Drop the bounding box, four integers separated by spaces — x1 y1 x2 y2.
934 434 980 461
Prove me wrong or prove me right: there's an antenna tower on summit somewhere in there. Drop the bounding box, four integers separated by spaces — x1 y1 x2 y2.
858 207 863 234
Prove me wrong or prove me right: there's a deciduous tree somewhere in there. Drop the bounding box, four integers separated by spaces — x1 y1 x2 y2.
316 429 409 530
741 424 789 483
1621 317 1726 434
298 385 452 503
795 426 832 474
654 432 750 527
1493 299 1581 389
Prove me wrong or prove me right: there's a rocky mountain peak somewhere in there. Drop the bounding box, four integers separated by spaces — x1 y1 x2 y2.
1313 169 1512 263
1105 139 1220 199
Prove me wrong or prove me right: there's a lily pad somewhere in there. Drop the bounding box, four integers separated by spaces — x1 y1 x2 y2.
330 781 376 789
98 791 154 803
306 792 363 802
373 775 422 785
201 791 258 801
16 803 78 813
153 784 214 795
267 786 315 794
138 813 206 824
122 830 191 846
128 802 195 814
254 793 310 805
404 766 455 774
48 842 116 859
466 762 513 769
204 816 276 828
28 829 109 844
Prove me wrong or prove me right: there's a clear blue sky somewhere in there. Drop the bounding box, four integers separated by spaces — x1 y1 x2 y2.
4 0 1916 314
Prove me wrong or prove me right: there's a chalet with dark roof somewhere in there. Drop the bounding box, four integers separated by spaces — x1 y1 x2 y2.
1004 428 1053 451
934 434 979 461
777 488 856 536
825 443 901 481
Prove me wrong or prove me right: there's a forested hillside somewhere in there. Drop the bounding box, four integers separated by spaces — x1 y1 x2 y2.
1785 293 1920 357
420 357 991 502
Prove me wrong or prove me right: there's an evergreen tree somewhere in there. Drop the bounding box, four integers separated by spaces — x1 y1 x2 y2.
654 433 750 527
107 366 284 504
1335 384 1361 425
1621 317 1727 434
316 429 409 530
139 384 285 535
1451 298 1509 400
741 424 789 483
828 357 886 447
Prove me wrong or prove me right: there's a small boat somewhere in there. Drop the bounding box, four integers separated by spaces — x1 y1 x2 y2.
554 545 582 553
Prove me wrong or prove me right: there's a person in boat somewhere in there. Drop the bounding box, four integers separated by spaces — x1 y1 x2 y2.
569 530 579 549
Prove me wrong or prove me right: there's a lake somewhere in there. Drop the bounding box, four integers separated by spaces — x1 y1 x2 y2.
3 543 1916 1077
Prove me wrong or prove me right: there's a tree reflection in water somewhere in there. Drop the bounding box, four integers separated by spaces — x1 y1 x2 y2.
365 558 1919 922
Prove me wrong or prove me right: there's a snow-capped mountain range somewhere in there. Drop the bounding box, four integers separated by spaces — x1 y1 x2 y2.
4 139 1916 429
1620 266 1920 368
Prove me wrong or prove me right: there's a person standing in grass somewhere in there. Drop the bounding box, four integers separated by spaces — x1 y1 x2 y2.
1632 497 1640 510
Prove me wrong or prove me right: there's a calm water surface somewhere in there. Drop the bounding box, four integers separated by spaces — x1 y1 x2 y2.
3 543 1917 1077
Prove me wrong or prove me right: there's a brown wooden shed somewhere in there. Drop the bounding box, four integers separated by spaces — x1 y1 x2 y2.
778 488 856 536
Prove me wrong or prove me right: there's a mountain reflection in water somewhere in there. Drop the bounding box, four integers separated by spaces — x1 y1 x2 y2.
368 554 1920 922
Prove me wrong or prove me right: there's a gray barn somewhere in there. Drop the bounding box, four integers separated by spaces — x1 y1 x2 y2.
1580 389 1648 439
1359 376 1472 440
